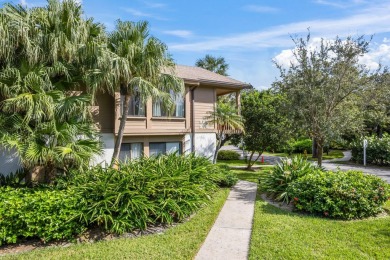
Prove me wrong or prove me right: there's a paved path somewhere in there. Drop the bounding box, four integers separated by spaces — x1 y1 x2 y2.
195 181 257 260
322 162 390 183
220 145 281 165
221 146 390 183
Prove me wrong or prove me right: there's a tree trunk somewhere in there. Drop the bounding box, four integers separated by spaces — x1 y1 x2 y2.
312 137 318 158
377 124 383 138
248 153 261 170
111 94 131 167
45 160 56 184
212 137 222 164
317 139 324 167
246 151 254 170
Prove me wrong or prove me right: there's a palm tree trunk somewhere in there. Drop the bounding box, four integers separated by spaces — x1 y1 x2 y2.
111 94 131 167
213 138 222 164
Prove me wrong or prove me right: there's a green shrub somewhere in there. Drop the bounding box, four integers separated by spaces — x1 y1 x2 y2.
0 169 27 187
0 154 236 246
0 187 86 246
287 170 390 219
217 150 240 160
281 138 312 155
216 165 239 187
258 155 317 203
60 153 235 234
293 138 312 153
351 134 390 166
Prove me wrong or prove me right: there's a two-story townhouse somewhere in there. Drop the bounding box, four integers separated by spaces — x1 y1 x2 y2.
93 65 251 164
0 65 250 174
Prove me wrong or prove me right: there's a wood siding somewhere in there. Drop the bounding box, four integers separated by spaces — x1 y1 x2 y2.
93 84 241 135
92 93 115 133
194 86 216 132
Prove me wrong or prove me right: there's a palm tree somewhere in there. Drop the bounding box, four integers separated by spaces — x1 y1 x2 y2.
205 101 244 164
0 0 107 181
108 20 184 166
195 55 229 76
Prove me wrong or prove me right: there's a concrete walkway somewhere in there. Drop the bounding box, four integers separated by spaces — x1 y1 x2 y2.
195 181 257 260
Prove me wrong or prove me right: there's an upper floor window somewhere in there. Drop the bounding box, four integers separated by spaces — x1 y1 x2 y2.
120 93 145 117
152 91 184 118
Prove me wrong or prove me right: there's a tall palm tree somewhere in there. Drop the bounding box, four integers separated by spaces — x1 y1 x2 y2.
0 0 107 181
195 54 229 76
108 20 184 166
205 101 244 164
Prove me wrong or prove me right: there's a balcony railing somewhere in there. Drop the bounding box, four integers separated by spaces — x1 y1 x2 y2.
217 124 243 134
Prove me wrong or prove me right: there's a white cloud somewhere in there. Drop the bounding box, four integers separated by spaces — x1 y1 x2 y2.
273 38 390 71
313 0 368 8
359 43 390 70
243 5 279 13
143 1 166 9
170 1 390 52
162 30 193 38
123 8 153 18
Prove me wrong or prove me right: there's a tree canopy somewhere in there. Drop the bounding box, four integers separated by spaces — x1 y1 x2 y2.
273 33 371 166
232 89 290 169
195 54 229 76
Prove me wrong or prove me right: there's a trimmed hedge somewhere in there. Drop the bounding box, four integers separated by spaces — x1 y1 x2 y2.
287 170 390 219
0 187 86 245
292 138 313 153
217 150 240 160
351 134 390 166
0 154 237 246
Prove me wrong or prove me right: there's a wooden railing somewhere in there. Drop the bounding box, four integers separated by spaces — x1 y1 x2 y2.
217 124 243 134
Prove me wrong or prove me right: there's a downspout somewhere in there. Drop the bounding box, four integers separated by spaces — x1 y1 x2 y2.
190 86 198 153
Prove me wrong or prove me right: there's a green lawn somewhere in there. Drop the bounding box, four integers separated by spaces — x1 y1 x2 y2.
231 167 273 183
3 189 230 260
217 159 269 167
249 194 390 259
263 150 345 161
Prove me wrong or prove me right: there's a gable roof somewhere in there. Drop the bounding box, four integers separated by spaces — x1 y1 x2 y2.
165 65 252 89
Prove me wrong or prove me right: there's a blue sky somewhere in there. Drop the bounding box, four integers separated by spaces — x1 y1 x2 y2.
13 0 390 88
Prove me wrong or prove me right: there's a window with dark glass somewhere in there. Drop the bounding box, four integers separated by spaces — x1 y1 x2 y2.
149 142 181 156
152 91 184 117
120 93 145 116
119 143 143 162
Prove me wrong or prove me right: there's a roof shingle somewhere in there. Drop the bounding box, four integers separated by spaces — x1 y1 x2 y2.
164 65 251 88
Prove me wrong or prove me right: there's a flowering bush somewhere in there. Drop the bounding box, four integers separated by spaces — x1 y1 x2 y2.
258 155 318 203
287 170 390 219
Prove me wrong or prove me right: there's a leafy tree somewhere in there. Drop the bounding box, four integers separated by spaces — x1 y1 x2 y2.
195 54 229 76
360 70 390 137
232 90 290 169
108 20 184 166
0 0 107 181
205 101 244 164
273 33 370 166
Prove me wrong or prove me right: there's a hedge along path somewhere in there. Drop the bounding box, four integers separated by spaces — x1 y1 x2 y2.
195 180 257 260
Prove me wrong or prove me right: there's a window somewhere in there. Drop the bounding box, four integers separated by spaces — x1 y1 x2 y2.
120 94 145 116
152 91 184 118
119 143 143 162
149 142 181 156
